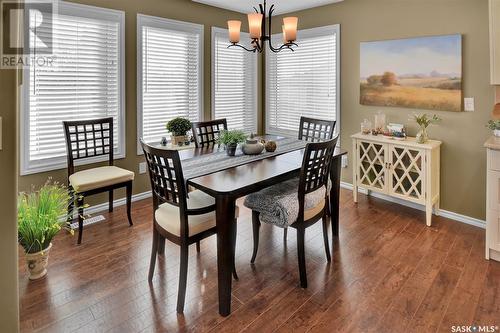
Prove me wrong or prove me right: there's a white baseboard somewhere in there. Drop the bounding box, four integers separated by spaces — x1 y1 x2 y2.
79 185 486 230
72 191 152 219
340 182 486 229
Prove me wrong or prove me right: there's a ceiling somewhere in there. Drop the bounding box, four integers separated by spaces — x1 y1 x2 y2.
192 0 344 15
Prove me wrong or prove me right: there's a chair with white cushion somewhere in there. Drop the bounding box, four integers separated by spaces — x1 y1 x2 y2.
63 118 134 244
141 140 239 313
244 138 338 288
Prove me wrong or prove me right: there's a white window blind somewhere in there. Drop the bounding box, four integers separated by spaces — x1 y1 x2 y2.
266 25 340 138
21 2 125 175
212 28 257 133
137 15 203 153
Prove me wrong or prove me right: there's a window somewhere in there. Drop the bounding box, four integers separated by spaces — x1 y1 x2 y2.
21 2 125 175
212 27 257 133
266 25 340 139
137 15 203 153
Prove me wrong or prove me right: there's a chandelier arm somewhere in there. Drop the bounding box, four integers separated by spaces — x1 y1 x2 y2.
228 43 257 53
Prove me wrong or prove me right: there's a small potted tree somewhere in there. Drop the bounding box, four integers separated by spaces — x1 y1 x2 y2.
166 117 192 145
18 181 74 280
487 120 500 137
218 130 247 156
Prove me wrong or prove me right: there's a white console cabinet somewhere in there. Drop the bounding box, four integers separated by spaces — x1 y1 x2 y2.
351 133 441 226
485 136 500 261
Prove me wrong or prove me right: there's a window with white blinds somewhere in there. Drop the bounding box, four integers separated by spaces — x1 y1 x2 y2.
137 15 203 153
21 2 125 175
212 28 257 133
266 25 340 138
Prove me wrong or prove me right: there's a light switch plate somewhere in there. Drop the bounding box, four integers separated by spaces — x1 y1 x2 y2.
464 97 474 112
341 155 348 168
139 162 147 174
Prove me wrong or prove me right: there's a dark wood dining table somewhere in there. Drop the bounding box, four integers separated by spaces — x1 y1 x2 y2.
174 138 347 316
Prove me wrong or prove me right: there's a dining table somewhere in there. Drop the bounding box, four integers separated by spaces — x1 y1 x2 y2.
164 136 347 316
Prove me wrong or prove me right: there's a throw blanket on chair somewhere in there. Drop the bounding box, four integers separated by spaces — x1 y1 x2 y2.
244 178 326 228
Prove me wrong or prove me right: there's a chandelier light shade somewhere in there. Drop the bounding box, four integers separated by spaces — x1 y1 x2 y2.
227 0 298 53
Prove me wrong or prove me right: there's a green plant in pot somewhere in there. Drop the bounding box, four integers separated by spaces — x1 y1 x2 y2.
218 130 247 156
487 120 500 137
412 113 440 144
166 117 192 145
18 181 74 280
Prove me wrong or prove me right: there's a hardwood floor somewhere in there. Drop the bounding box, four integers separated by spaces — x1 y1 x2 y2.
18 189 500 332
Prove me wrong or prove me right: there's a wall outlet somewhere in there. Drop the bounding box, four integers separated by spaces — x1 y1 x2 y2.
464 97 474 112
139 162 147 174
341 155 348 168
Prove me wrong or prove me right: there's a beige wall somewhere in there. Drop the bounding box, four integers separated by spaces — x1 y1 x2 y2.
17 0 256 207
272 0 493 220
0 43 20 333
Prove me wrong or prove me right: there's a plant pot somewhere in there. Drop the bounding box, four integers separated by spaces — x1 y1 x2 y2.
494 129 500 137
25 243 52 280
171 135 187 145
226 143 237 156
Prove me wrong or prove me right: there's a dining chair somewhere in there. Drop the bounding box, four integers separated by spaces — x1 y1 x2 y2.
244 137 338 288
191 118 228 148
141 140 239 313
63 117 134 245
280 116 337 240
298 116 336 142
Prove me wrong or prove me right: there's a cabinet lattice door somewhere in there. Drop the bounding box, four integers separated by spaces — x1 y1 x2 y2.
358 141 386 191
390 146 425 202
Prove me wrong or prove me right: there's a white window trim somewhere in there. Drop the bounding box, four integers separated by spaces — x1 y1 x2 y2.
136 14 204 155
265 24 341 144
20 1 126 176
211 27 258 132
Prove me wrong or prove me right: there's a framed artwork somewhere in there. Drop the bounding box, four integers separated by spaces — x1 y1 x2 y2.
360 34 462 112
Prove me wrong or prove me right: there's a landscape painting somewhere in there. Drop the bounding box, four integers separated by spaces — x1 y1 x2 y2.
360 34 462 112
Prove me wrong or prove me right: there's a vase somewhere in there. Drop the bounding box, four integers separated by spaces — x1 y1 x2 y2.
494 129 500 137
242 138 264 155
416 126 428 144
171 135 186 145
25 243 52 280
226 143 237 156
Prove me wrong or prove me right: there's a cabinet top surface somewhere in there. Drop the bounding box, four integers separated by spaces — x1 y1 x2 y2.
484 136 500 150
351 132 442 149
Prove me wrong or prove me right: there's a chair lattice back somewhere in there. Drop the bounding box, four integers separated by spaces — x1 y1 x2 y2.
191 119 228 148
298 116 336 143
299 137 338 198
63 117 114 175
141 140 187 211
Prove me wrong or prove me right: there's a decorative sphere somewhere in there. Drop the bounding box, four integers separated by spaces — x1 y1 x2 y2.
265 140 277 152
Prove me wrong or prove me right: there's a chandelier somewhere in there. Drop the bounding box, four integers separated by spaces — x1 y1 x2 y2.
227 1 298 53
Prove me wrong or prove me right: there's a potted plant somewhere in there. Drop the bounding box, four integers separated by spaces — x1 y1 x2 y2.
218 130 247 156
166 117 192 145
18 181 74 280
412 113 440 144
487 120 500 137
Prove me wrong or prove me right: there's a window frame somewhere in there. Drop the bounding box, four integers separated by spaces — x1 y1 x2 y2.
136 14 204 155
20 1 126 176
211 27 258 134
265 24 341 143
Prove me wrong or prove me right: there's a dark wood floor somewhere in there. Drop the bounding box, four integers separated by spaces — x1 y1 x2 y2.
18 189 500 333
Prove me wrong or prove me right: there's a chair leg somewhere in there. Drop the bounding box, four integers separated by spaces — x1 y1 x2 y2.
232 219 238 280
322 215 331 262
109 190 113 213
126 182 133 226
67 187 74 224
283 228 288 242
77 196 84 245
158 235 165 255
196 241 201 253
297 227 307 288
251 211 261 264
177 245 189 313
148 227 159 282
